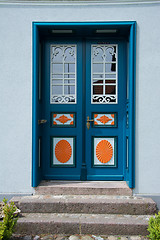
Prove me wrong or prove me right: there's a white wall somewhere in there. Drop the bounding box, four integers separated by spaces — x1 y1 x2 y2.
0 1 160 194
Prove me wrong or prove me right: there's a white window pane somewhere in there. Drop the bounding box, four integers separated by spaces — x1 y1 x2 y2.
93 63 103 73
52 85 63 95
52 63 63 73
64 85 75 95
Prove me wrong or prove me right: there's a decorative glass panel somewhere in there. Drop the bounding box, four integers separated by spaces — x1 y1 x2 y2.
50 45 77 104
93 113 117 127
93 137 117 167
51 113 75 127
91 44 118 104
51 137 75 167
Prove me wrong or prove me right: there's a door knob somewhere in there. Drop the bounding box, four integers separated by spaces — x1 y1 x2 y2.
86 116 94 130
38 119 47 125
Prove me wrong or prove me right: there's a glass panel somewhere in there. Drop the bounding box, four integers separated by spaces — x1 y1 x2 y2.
93 79 103 84
64 46 76 62
64 63 75 73
92 46 104 62
91 44 117 104
64 74 75 78
105 46 116 62
105 85 116 94
93 74 104 78
93 85 103 94
52 74 63 78
105 79 116 84
93 63 103 73
52 63 63 73
64 79 75 84
51 46 63 63
105 74 116 79
52 79 63 84
105 63 116 73
52 85 63 95
50 44 77 104
64 85 75 95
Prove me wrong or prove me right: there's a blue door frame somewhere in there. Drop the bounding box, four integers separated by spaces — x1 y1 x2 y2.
32 21 136 188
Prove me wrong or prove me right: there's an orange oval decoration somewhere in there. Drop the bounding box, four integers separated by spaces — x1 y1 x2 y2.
55 140 72 163
96 140 113 163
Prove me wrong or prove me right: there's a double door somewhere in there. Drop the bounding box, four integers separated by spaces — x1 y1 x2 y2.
41 38 127 180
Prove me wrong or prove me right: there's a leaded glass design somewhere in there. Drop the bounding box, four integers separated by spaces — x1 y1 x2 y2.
91 45 118 104
50 45 77 104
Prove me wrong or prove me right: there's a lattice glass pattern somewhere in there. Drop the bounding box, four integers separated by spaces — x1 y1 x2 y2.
50 45 77 104
91 45 118 104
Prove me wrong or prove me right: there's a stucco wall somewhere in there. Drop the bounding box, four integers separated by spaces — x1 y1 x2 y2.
0 1 160 194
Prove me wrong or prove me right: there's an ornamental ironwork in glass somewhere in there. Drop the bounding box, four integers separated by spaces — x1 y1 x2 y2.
91 45 117 104
50 45 77 104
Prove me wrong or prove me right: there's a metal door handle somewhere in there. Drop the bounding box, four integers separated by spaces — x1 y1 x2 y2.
38 119 47 125
86 116 94 130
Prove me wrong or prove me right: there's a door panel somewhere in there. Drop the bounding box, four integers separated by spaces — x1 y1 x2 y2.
85 40 127 180
42 40 83 180
41 38 127 180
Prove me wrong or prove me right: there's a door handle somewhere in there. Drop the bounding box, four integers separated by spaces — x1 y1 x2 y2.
86 116 94 130
38 119 47 125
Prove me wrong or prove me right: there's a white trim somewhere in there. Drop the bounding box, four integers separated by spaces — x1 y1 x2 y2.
0 0 160 6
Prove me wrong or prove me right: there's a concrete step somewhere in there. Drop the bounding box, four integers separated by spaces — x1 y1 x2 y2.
15 212 151 236
35 181 132 196
12 195 157 215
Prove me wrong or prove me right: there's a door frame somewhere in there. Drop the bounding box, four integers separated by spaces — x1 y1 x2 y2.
32 21 136 188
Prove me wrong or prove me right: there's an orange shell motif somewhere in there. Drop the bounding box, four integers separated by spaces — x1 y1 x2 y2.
56 115 71 124
96 140 113 163
55 140 72 163
97 115 112 124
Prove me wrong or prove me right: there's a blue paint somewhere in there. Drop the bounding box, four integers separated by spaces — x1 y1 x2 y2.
32 22 136 188
41 39 83 180
85 39 127 180
32 24 42 187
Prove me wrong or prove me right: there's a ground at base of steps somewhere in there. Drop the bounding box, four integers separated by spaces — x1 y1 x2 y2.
10 234 149 240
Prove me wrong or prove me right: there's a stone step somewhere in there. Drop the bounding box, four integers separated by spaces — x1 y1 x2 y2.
12 195 157 215
35 181 132 196
15 213 151 236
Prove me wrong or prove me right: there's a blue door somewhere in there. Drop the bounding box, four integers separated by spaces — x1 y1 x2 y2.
41 38 127 180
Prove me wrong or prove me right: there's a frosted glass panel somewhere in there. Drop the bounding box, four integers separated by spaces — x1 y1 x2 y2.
50 45 77 104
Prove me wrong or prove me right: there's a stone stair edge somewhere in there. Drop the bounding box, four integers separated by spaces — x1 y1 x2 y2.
15 212 152 236
10 194 157 204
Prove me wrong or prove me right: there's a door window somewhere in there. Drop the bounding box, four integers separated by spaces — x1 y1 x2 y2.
50 45 77 104
91 45 117 103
